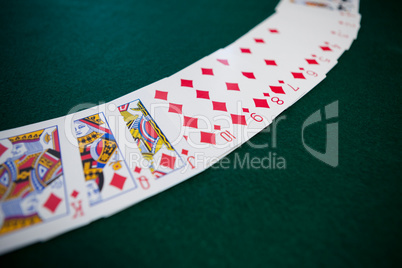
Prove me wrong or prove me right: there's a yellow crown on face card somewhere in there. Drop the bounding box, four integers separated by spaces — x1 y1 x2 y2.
8 130 44 144
83 114 105 126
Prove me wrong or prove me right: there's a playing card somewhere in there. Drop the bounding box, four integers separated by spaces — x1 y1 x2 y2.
227 17 341 75
275 4 361 39
210 48 326 104
236 9 360 55
0 0 363 255
0 117 90 254
117 99 186 178
276 0 360 14
73 112 139 211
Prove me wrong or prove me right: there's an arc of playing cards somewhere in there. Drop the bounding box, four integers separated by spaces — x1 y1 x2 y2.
0 0 361 254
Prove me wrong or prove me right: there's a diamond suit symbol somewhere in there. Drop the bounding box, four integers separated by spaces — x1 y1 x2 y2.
230 114 247 126
306 59 319 65
269 85 285 94
268 28 279 33
154 90 168 100
196 90 210 99
320 46 332 51
264 59 277 66
0 143 8 157
226 82 240 91
201 68 214 75
253 98 270 109
181 79 193 87
240 48 251 54
168 103 183 114
254 38 265 43
43 193 62 213
242 72 256 79
212 101 227 112
110 173 127 190
71 190 79 199
291 72 306 79
200 131 216 145
217 59 229 65
160 153 176 169
183 116 198 129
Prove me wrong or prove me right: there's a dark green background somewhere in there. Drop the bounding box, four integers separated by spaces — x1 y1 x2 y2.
0 0 401 266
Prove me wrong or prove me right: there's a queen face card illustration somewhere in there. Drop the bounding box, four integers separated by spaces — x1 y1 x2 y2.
0 126 67 236
74 113 136 206
118 99 185 178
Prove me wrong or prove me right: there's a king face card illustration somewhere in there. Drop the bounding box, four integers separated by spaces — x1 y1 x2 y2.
74 112 136 206
0 126 67 235
118 99 185 178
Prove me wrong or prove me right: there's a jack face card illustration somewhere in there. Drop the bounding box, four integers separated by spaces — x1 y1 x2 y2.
0 127 66 235
74 113 136 206
117 99 185 178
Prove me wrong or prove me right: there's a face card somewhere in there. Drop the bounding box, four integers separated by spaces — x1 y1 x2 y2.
0 117 90 254
74 112 137 206
0 126 67 235
117 99 185 178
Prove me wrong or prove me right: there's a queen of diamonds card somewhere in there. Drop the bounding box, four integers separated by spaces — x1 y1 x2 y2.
74 112 136 206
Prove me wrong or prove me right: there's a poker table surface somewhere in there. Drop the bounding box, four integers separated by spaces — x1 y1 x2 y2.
0 0 401 266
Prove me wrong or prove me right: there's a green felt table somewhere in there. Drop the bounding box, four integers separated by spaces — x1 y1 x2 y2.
0 0 401 266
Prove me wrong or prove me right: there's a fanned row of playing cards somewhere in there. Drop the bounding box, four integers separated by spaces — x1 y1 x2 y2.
0 0 361 254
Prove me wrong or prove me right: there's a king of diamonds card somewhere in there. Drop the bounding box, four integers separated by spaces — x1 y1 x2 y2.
0 126 67 235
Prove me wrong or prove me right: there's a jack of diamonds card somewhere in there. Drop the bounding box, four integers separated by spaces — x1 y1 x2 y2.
0 117 90 255
117 99 185 179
